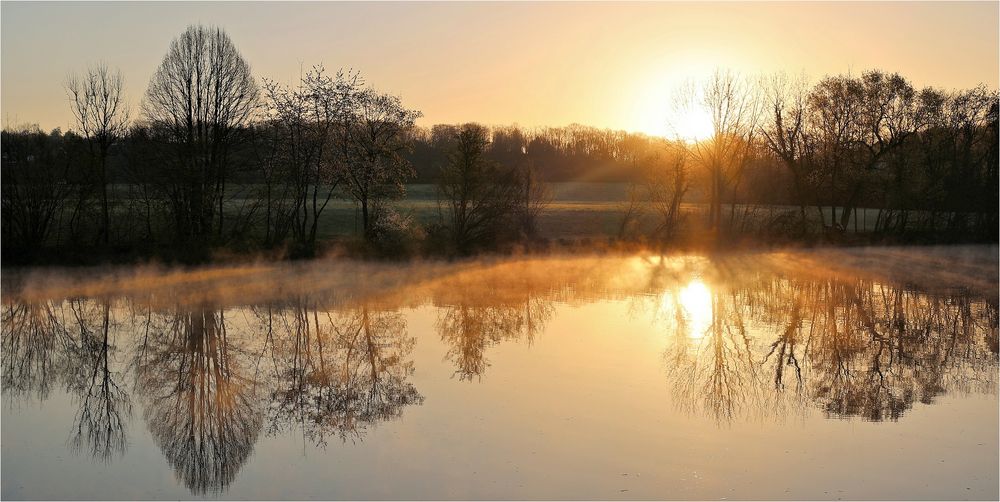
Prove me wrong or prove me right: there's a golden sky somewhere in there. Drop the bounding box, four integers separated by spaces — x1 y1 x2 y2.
2 1 997 135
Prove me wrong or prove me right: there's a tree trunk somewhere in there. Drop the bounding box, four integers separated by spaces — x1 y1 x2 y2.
100 155 110 245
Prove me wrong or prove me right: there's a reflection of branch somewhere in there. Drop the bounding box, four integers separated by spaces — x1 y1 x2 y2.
664 291 767 424
1 302 66 400
68 301 131 462
437 292 554 381
267 303 422 447
138 306 261 495
661 267 997 425
761 299 805 390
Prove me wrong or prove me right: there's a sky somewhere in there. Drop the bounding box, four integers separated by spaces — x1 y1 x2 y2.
2 1 998 136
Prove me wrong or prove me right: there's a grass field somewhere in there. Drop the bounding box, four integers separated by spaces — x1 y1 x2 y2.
306 182 798 240
37 182 917 251
278 183 639 240
305 183 890 240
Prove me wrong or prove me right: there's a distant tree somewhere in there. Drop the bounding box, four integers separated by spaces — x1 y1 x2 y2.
66 64 130 244
340 88 421 238
142 24 259 242
488 125 530 169
642 146 690 241
0 126 75 253
406 123 668 184
760 72 818 227
805 74 864 228
438 124 522 252
676 70 761 235
261 66 363 252
514 157 551 239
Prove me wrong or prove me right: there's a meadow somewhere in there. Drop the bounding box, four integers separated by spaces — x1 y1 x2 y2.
201 181 925 241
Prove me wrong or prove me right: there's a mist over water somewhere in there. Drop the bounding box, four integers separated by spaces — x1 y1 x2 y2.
2 246 997 499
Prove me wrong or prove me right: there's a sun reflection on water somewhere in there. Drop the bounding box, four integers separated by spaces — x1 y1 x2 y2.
677 279 712 339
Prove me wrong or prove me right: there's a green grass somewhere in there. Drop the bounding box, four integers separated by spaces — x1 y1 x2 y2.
221 182 643 240
44 182 892 247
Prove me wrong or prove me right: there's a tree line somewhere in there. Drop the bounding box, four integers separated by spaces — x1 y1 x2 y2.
2 24 997 263
2 25 552 261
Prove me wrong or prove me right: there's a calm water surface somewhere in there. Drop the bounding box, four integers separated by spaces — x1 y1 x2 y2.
2 246 998 500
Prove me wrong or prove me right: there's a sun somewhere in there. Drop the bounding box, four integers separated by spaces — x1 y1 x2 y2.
668 106 715 143
630 81 715 141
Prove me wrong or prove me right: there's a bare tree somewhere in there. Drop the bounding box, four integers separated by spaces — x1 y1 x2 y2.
760 72 818 227
437 124 522 252
142 24 259 242
340 89 421 238
843 71 919 229
261 66 363 252
1 126 75 253
66 64 130 244
674 70 761 236
805 73 865 228
515 156 551 239
641 145 690 242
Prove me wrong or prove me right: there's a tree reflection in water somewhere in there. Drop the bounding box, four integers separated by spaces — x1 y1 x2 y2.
263 300 423 446
2 301 66 401
135 305 261 494
654 263 999 424
65 299 131 462
436 290 554 380
2 299 132 461
1 250 996 495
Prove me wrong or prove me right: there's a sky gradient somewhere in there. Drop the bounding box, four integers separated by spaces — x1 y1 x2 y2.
2 1 998 135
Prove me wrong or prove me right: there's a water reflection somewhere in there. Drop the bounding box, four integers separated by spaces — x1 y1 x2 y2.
265 302 422 445
435 286 554 381
65 300 131 462
135 305 261 494
2 249 997 495
2 302 64 401
673 279 712 339
654 264 999 423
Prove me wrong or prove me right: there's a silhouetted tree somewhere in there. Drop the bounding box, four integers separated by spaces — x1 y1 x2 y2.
515 157 551 238
761 72 818 228
66 64 130 244
0 126 76 254
261 66 363 252
676 70 761 236
437 124 522 252
142 24 259 243
340 89 421 238
627 145 690 242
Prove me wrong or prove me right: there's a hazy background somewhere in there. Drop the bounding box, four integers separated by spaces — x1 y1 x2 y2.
2 1 998 135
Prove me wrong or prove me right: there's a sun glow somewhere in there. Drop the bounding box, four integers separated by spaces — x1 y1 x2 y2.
630 82 716 141
678 279 713 339
668 106 715 143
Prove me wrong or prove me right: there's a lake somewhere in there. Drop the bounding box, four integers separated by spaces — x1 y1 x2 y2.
2 246 997 500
